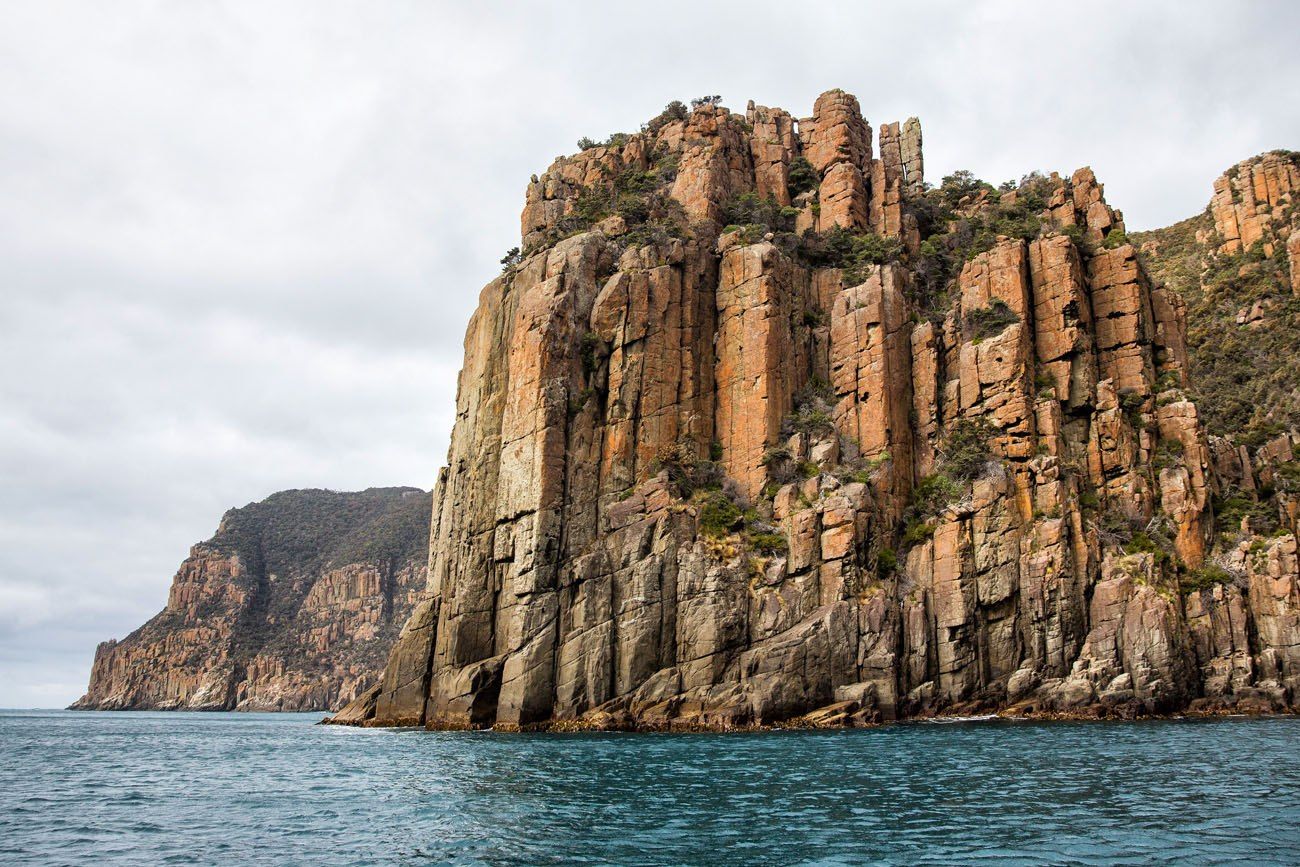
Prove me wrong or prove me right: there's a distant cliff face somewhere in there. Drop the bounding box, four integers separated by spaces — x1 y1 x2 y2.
73 488 430 712
1136 150 1300 444
326 91 1295 730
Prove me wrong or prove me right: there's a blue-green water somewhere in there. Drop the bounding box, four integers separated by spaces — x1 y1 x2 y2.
2 711 1298 865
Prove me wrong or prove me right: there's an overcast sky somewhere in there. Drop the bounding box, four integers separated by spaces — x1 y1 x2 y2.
2 0 1297 708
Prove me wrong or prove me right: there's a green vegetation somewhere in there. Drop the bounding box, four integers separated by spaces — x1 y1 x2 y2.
1181 564 1236 594
642 100 688 136
653 442 724 500
681 463 788 556
1123 530 1172 565
901 515 937 546
698 490 742 537
898 474 956 549
903 170 1058 316
1093 506 1178 566
580 331 606 375
897 418 996 550
876 546 898 578
1132 155 1300 444
782 380 836 439
204 488 432 658
941 418 995 481
963 299 1020 342
717 191 901 284
1101 229 1130 249
798 227 902 285
650 438 790 555
744 528 788 554
1152 438 1185 471
1274 461 1300 493
1119 389 1148 430
786 156 818 197
936 169 997 209
530 147 689 253
1213 487 1279 538
210 488 430 574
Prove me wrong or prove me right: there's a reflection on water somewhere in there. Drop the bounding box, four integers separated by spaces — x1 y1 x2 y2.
2 710 1298 865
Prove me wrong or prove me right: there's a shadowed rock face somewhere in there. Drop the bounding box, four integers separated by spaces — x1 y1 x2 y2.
72 488 430 712
331 91 1300 730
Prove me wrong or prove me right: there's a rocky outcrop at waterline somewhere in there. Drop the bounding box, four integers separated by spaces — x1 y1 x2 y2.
72 488 430 712
323 91 1293 730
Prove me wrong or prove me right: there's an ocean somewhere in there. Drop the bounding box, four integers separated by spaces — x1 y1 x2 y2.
2 710 1298 865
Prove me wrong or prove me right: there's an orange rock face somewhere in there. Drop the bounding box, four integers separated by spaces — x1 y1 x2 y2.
332 92 1300 731
1211 152 1298 255
1208 151 1300 301
73 488 430 712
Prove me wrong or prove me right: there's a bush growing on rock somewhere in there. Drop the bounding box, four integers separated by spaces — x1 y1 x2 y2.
698 491 742 537
499 246 521 272
786 156 818 197
1181 564 1236 594
940 419 995 481
653 442 725 499
1213 487 1279 537
963 299 1020 342
1152 439 1185 470
643 100 688 136
783 381 837 438
721 191 796 235
744 528 788 554
797 227 901 284
938 169 995 209
876 547 898 578
1102 229 1130 249
1123 529 1173 565
897 420 997 549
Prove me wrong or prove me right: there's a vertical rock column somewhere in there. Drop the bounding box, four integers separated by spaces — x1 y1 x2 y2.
1027 235 1097 413
669 105 755 224
1085 244 1158 521
877 123 906 238
746 102 797 205
901 117 924 196
829 264 915 520
715 242 804 499
954 241 1038 458
1289 233 1300 295
493 237 609 728
799 90 873 232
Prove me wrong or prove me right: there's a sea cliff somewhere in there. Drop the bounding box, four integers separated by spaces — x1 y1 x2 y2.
73 487 430 711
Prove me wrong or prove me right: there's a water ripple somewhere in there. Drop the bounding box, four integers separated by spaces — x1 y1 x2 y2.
1 711 1298 865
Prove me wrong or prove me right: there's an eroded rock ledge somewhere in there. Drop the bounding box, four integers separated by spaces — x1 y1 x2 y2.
330 92 1300 731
